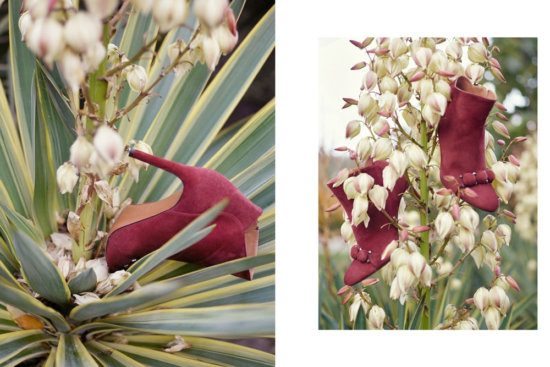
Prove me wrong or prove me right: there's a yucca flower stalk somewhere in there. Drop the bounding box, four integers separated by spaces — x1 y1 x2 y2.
0 0 275 365
324 37 534 330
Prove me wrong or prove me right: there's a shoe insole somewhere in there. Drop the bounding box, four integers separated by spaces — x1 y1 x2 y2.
108 189 183 236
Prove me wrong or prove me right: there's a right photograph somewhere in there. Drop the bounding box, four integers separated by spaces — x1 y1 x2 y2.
319 38 537 330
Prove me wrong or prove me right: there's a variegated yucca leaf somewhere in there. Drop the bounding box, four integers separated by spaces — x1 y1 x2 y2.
0 1 275 365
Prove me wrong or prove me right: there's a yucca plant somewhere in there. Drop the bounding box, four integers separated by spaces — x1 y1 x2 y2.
0 0 275 365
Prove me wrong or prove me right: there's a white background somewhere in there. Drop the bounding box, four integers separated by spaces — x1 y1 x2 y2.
275 0 548 365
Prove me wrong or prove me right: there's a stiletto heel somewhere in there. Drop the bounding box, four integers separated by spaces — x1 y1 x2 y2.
105 149 262 280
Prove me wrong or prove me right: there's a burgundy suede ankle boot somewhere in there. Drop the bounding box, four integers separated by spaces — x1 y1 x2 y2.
105 149 262 280
438 76 499 212
328 161 408 285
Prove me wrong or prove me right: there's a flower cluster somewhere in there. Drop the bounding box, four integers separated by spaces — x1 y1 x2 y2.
513 135 537 242
19 0 113 92
334 38 524 329
473 282 515 329
382 244 432 304
134 0 239 72
46 231 134 304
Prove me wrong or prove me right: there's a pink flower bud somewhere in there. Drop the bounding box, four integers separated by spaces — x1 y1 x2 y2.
497 139 505 146
502 209 517 224
351 61 367 70
508 154 520 166
341 291 353 304
400 229 408 242
451 203 460 221
462 187 478 198
350 40 363 49
489 57 501 70
494 266 501 277
435 70 456 77
337 285 350 295
492 121 510 139
412 225 430 233
506 276 520 292
490 67 507 83
409 71 425 83
495 102 507 111
496 112 508 122
325 203 341 212
361 278 379 287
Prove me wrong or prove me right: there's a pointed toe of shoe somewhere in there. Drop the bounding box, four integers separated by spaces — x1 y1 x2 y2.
344 260 377 286
462 183 499 212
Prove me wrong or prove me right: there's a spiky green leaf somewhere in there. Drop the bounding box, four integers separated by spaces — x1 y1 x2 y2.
9 230 71 306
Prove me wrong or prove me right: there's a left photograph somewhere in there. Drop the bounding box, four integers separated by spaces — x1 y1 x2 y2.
0 0 274 365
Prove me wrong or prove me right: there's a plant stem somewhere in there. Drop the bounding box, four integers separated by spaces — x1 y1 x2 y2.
419 119 431 329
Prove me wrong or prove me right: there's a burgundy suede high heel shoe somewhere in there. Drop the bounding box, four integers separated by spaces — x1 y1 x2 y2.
105 149 262 280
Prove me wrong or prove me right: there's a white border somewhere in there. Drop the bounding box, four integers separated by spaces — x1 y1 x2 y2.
276 0 547 365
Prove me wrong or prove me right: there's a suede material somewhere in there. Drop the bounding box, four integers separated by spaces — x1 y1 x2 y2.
439 76 499 212
328 161 409 285
106 151 262 280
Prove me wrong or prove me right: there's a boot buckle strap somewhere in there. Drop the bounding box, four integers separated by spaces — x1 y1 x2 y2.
458 169 495 188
